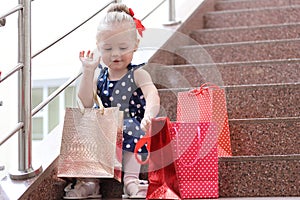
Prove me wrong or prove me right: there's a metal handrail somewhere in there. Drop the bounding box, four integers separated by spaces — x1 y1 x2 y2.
141 0 167 21
32 1 114 59
0 0 177 180
32 72 82 116
0 4 25 80
0 4 23 19
0 63 24 83
0 122 24 146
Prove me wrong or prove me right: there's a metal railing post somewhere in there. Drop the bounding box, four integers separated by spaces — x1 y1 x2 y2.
10 0 42 180
163 0 181 26
0 18 6 27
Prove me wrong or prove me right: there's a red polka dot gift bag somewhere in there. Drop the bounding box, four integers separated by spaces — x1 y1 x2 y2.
177 83 232 157
170 122 218 199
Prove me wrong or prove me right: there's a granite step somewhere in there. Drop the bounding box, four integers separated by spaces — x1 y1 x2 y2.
225 83 300 119
219 154 300 197
204 5 300 28
229 117 300 156
83 153 300 198
215 0 300 11
190 23 300 44
147 59 300 87
158 83 300 121
174 38 300 64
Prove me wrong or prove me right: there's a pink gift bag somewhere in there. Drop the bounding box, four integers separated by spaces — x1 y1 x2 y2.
177 83 232 157
171 122 218 199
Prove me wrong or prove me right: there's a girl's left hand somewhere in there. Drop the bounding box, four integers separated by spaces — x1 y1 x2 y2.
141 116 151 132
79 50 101 72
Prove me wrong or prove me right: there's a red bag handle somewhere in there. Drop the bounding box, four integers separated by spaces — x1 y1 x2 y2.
134 132 151 165
173 125 202 167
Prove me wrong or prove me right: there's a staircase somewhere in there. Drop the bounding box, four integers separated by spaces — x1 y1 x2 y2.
5 0 299 199
151 0 300 197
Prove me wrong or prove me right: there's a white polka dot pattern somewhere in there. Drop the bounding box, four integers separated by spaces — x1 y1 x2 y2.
177 85 232 157
170 122 219 198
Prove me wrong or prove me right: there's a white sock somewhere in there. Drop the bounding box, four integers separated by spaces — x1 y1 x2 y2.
123 151 141 195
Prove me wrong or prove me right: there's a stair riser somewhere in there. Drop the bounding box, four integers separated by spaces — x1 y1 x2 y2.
219 157 300 197
158 84 300 120
175 39 300 64
229 119 300 156
150 61 300 87
204 6 300 28
191 23 300 44
216 0 300 11
225 84 300 119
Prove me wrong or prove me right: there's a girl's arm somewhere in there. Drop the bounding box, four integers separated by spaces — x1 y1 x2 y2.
78 50 100 108
134 68 160 131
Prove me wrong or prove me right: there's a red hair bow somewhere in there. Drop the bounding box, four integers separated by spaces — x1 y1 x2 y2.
129 8 145 37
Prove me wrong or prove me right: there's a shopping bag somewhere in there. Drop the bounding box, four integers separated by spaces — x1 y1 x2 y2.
170 122 219 199
57 94 123 181
134 117 181 199
177 83 232 157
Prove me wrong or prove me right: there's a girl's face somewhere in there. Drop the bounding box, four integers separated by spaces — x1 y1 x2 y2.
98 24 138 71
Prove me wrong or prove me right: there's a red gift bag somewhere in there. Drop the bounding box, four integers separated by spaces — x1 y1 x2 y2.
170 122 218 199
177 83 232 157
135 117 181 199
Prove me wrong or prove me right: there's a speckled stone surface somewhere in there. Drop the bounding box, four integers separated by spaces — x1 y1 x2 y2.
149 0 217 65
224 83 300 119
158 83 300 121
100 178 123 198
229 118 300 156
204 5 300 28
0 159 67 200
190 23 300 44
21 166 66 200
174 39 300 64
215 0 300 11
148 59 300 87
149 0 300 197
219 155 300 197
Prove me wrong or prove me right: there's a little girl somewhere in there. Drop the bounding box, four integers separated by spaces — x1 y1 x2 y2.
68 3 160 199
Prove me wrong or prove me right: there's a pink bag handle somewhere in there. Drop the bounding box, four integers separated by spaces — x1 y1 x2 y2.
173 126 202 167
188 82 220 96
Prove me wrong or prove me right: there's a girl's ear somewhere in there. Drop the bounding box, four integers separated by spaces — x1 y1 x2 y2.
134 39 140 52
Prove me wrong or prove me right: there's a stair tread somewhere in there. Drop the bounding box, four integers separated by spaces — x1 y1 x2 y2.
219 154 300 162
216 0 300 11
175 38 300 64
228 117 300 156
191 22 300 44
193 22 300 33
204 5 300 28
219 153 300 196
150 58 300 86
207 4 300 14
158 82 300 120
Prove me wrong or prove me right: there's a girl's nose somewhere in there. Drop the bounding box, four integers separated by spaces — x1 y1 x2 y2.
111 48 121 57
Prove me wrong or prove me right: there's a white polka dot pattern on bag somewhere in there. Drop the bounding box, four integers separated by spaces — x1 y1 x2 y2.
170 122 218 198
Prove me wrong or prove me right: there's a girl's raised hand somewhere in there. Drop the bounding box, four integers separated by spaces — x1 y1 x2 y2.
79 50 101 72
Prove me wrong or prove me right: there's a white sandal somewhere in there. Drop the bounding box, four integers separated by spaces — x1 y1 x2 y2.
122 179 148 199
64 179 102 199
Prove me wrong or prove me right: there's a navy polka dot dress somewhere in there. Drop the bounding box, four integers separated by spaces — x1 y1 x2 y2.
96 63 147 153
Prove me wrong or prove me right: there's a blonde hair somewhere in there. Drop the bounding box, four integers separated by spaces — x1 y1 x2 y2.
96 3 137 42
